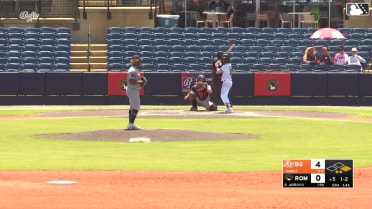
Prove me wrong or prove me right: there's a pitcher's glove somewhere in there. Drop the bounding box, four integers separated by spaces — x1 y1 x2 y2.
196 81 206 91
141 77 148 87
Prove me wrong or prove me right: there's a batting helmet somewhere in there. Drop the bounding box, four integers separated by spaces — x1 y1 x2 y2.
216 51 224 59
196 74 206 83
221 53 231 64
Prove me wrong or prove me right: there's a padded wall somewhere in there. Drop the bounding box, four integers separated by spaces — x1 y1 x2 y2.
82 73 108 95
291 73 328 96
45 73 83 95
0 73 19 95
20 73 46 95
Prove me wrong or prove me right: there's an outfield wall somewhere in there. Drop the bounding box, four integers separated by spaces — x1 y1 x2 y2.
1 72 372 105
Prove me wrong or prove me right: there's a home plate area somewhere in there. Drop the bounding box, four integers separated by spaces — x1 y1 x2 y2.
35 129 258 143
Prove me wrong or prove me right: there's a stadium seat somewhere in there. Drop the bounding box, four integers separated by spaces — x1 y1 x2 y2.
8 27 24 34
154 51 169 58
23 45 39 52
54 63 70 72
39 57 55 64
40 27 57 34
21 63 37 73
55 57 70 64
184 51 198 57
259 57 273 64
37 63 53 72
6 63 20 72
39 51 54 58
24 38 40 45
107 63 123 71
22 51 37 58
154 57 168 64
243 57 258 65
170 64 186 72
169 56 183 64
107 27 122 34
139 27 154 34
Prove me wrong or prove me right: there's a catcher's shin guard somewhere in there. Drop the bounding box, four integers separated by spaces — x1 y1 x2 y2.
209 104 217 111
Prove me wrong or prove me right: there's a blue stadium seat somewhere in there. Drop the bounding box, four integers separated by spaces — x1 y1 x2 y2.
362 39 372 46
352 28 366 34
107 63 123 71
21 63 37 72
243 57 258 65
56 28 71 34
55 57 70 64
186 45 200 52
55 51 70 57
7 57 21 63
251 64 267 72
23 45 39 52
199 57 211 64
25 27 41 34
139 27 154 34
154 57 168 64
230 51 243 58
167 33 183 40
138 33 153 40
6 63 21 72
0 64 5 72
23 57 38 64
39 57 54 64
108 44 123 52
54 63 70 72
24 33 38 39
154 51 169 58
8 27 24 34
39 51 54 58
274 57 288 65
37 63 53 72
184 51 198 57
154 45 171 52
39 45 54 52
170 64 186 72
40 32 57 39
23 51 37 58
141 50 154 58
169 56 183 64
107 57 122 64
196 39 211 46
8 38 23 45
152 32 166 40
107 27 122 34
0 27 9 34
259 57 273 64
55 45 71 52
168 39 183 45
40 39 56 46
40 27 57 34
170 45 185 53
183 57 200 64
122 27 139 34
187 64 204 72
7 51 21 57
248 45 264 52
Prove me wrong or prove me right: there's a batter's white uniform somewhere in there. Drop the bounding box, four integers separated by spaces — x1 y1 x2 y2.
127 66 141 110
220 63 232 107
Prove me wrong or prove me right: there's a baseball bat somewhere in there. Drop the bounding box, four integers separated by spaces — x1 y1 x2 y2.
225 43 236 54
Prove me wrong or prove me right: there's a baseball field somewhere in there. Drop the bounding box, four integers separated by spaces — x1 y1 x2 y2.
0 105 371 209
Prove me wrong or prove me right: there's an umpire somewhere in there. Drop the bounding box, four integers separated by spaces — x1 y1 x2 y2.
210 51 223 105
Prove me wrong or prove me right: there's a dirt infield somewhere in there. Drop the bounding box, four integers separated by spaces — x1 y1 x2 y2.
1 109 371 209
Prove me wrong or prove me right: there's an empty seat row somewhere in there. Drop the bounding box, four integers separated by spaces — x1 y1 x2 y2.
108 27 372 35
0 27 71 34
0 63 70 73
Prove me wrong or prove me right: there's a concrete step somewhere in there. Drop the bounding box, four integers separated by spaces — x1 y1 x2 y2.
90 63 107 69
90 51 107 56
71 51 89 57
89 69 108 72
71 63 89 69
90 44 107 51
90 56 107 63
70 69 89 72
71 56 88 63
71 44 88 51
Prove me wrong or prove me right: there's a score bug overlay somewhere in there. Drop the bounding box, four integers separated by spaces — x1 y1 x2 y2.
283 159 353 188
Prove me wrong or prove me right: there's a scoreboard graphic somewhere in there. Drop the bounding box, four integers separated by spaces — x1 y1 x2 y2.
283 159 353 188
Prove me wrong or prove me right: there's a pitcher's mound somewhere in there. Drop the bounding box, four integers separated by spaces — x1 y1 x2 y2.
35 129 258 143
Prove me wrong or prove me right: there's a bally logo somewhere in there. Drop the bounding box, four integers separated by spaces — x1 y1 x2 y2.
19 11 39 22
266 78 279 92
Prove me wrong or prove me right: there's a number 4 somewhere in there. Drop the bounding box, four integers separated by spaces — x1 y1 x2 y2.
316 161 321 167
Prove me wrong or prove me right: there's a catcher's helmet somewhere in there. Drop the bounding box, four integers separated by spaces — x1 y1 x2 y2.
221 53 231 64
196 74 206 83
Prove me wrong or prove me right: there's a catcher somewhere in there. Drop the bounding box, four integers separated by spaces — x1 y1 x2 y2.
184 74 217 111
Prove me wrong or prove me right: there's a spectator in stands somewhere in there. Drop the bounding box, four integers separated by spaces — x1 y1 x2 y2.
208 0 227 12
302 47 319 65
346 47 366 72
317 47 334 65
333 46 348 65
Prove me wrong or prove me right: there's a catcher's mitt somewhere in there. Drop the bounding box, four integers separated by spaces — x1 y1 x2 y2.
141 77 148 86
196 81 206 91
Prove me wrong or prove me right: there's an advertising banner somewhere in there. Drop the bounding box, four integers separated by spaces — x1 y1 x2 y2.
180 73 212 95
254 73 291 96
107 72 145 96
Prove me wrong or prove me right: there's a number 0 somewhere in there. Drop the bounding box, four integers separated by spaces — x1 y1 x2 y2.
316 175 321 181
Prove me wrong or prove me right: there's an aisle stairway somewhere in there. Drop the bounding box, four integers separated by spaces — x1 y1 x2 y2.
70 44 107 72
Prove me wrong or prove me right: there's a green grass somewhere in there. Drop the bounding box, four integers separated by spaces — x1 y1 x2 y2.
0 116 371 172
